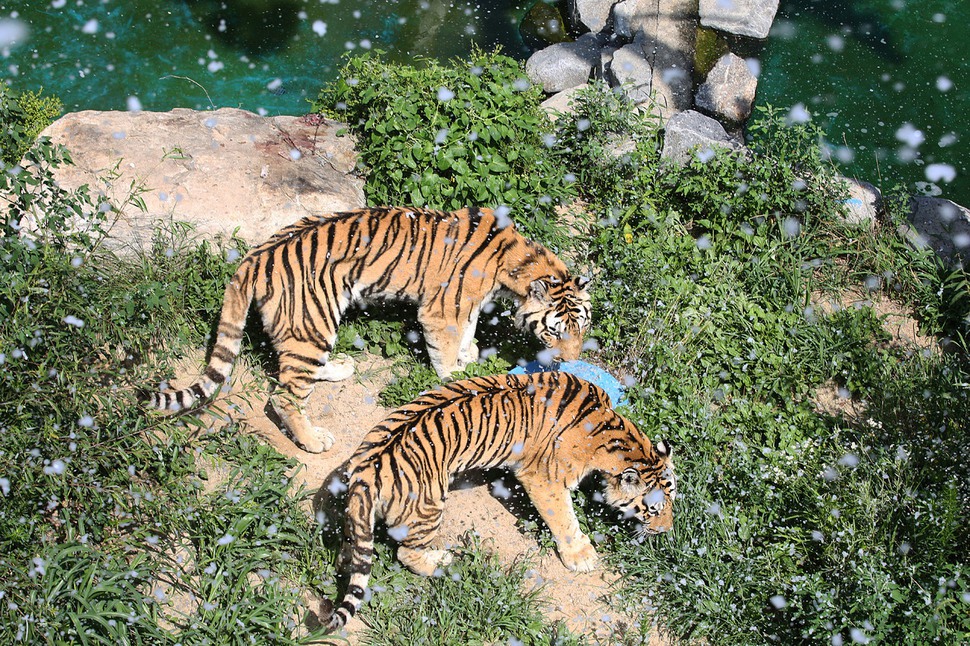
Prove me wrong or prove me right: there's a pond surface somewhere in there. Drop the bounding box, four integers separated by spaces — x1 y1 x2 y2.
0 0 533 115
758 0 969 208
1 0 968 206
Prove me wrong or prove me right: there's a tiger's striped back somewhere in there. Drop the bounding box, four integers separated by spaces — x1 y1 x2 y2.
142 207 592 454
326 371 675 631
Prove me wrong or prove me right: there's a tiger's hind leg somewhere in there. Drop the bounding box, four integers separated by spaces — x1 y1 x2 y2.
391 498 453 576
272 340 355 453
419 304 478 378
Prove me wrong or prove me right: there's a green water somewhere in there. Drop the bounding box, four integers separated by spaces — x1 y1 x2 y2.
2 0 968 206
0 0 532 115
758 0 970 207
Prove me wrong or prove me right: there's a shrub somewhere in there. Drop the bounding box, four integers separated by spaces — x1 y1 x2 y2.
0 85 62 167
313 49 578 247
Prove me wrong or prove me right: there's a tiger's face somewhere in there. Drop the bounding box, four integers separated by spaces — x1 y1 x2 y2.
603 440 676 536
516 277 592 362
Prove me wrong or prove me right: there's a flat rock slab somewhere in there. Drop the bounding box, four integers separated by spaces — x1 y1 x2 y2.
38 108 365 251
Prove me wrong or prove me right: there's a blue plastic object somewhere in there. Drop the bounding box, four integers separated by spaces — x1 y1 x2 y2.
509 359 628 407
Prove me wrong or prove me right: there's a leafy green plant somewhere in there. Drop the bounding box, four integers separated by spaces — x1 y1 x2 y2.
554 81 663 208
0 84 62 167
314 49 577 247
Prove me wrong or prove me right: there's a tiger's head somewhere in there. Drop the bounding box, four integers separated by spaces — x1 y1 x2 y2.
602 439 676 536
516 276 592 362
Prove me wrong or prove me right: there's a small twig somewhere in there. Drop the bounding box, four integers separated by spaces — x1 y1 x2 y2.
160 75 216 110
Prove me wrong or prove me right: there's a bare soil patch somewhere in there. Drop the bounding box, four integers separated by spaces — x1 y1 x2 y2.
810 290 937 419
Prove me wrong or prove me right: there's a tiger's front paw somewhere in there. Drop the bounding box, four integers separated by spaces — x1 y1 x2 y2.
297 428 336 454
458 342 480 366
558 536 599 572
317 355 355 382
398 546 453 577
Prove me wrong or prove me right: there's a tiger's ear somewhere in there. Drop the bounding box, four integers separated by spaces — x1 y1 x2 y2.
655 439 672 458
576 276 591 291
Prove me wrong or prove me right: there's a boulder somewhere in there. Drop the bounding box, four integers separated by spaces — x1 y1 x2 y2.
695 52 758 123
574 0 617 33
838 177 881 228
699 0 779 39
526 34 604 93
30 108 364 251
609 42 655 106
613 0 655 40
660 109 742 166
902 197 970 267
541 84 591 119
610 0 695 120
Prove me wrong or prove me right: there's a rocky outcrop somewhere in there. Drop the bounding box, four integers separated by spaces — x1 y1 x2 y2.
529 0 696 121
31 108 364 251
527 0 779 125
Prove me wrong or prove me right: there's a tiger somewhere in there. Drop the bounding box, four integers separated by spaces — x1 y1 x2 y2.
324 371 676 632
142 206 591 453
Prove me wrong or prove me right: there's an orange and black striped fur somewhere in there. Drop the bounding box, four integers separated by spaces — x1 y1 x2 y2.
143 207 591 453
325 371 676 632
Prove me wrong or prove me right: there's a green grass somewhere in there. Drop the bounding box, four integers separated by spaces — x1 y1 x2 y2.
2 61 969 646
359 535 584 646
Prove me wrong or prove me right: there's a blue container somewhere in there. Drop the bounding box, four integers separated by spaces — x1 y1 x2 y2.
509 360 628 407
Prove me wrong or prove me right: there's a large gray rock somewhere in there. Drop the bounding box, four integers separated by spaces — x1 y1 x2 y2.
699 0 779 39
695 52 758 123
901 197 970 267
28 108 364 251
661 109 742 166
613 0 655 39
526 34 604 93
574 0 617 32
609 42 655 106
610 0 695 120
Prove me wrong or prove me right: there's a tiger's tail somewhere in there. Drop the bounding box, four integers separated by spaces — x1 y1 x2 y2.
326 480 377 632
142 261 256 412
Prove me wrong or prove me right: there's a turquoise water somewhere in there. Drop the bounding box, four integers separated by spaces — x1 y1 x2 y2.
758 0 970 207
0 0 532 115
2 0 968 206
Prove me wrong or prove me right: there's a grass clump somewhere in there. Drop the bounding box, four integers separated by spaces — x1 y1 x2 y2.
361 534 582 646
